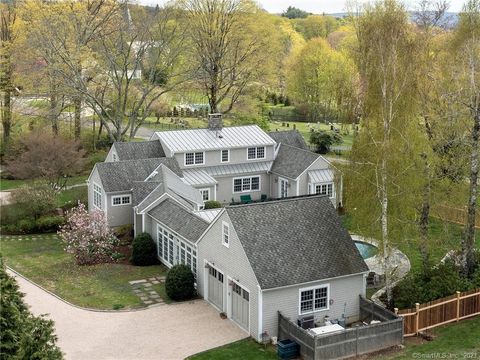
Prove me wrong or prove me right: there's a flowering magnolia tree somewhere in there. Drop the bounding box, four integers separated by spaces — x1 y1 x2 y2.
58 203 117 265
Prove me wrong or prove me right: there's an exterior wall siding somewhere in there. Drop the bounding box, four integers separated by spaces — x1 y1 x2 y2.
214 172 270 204
262 273 366 338
104 146 117 162
105 192 134 227
174 145 275 169
197 211 260 339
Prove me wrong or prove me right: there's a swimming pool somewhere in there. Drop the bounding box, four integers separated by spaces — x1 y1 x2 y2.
354 241 378 259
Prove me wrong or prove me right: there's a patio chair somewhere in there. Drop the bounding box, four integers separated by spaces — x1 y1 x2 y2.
240 195 252 204
261 194 268 202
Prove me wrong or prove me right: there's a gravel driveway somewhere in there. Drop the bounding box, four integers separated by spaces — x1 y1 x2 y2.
10 271 247 360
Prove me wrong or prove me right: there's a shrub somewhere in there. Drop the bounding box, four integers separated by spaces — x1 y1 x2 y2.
12 185 57 220
165 265 195 301
392 260 474 309
58 203 117 265
204 200 222 209
36 216 65 233
18 219 36 234
309 130 342 154
131 233 158 266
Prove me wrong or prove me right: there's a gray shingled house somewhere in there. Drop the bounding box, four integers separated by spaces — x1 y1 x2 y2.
136 193 368 341
88 117 342 228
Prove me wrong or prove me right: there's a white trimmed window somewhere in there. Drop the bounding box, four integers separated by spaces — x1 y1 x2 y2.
185 152 204 166
233 176 260 193
112 194 131 206
157 225 197 276
299 285 329 314
247 146 266 160
221 149 230 163
199 189 210 202
315 183 334 198
93 183 102 209
222 221 229 247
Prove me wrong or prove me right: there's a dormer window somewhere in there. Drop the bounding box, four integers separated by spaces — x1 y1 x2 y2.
185 152 204 166
247 146 265 160
221 149 230 163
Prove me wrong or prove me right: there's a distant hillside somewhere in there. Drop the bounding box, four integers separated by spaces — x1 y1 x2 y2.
328 11 458 27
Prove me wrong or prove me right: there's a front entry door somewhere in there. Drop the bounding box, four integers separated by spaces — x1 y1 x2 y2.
208 267 224 310
279 178 288 198
231 283 249 330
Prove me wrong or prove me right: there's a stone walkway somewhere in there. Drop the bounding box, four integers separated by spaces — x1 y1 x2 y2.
129 276 166 306
1 234 59 241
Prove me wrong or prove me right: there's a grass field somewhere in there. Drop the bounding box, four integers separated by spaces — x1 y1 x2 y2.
187 339 277 360
0 175 88 191
342 215 468 273
1 234 166 310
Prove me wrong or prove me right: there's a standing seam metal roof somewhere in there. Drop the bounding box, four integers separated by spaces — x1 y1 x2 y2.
203 161 273 177
155 125 276 153
308 169 334 183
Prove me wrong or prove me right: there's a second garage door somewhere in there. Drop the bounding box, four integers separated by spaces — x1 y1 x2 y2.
231 283 249 331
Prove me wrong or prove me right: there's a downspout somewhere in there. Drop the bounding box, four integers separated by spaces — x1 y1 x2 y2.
257 284 263 342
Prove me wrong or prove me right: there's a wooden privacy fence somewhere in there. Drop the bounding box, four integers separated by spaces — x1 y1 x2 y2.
277 297 403 360
432 204 480 228
396 288 480 337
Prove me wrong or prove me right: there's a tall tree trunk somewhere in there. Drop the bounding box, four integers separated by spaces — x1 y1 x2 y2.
50 91 59 136
380 157 392 307
419 153 432 275
1 78 12 145
461 110 479 277
73 95 81 140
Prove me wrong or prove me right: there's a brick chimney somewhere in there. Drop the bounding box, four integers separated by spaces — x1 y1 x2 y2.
208 113 223 131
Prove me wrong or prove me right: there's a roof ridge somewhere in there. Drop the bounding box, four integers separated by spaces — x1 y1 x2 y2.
226 194 329 209
279 142 318 155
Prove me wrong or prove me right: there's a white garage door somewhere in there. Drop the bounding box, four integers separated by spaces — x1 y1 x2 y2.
208 267 224 310
232 283 249 331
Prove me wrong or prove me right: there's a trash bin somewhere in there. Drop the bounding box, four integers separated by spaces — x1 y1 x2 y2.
277 339 299 360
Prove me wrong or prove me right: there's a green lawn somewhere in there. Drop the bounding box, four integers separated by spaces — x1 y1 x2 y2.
187 339 277 360
56 186 88 207
342 215 469 273
0 175 88 191
379 317 480 359
1 234 167 310
151 282 173 304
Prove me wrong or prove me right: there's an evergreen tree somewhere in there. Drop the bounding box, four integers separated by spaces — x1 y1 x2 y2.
0 257 63 359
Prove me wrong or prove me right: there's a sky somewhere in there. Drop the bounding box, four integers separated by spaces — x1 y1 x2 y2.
138 0 466 13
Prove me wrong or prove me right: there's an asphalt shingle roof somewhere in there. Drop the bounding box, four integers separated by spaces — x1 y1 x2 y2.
149 199 209 244
270 144 320 179
113 141 165 160
226 196 368 290
95 158 182 193
132 181 161 206
268 130 309 150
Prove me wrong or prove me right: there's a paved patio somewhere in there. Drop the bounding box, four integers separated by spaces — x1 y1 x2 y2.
10 270 247 360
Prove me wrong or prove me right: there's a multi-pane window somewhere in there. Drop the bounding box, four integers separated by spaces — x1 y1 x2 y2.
157 225 197 276
185 152 204 165
315 183 333 198
222 222 229 247
93 183 102 208
199 189 210 202
233 176 260 193
221 149 230 163
112 195 131 206
300 285 329 314
247 147 266 160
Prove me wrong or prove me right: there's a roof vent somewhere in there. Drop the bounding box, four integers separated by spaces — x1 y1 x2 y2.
208 113 223 132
